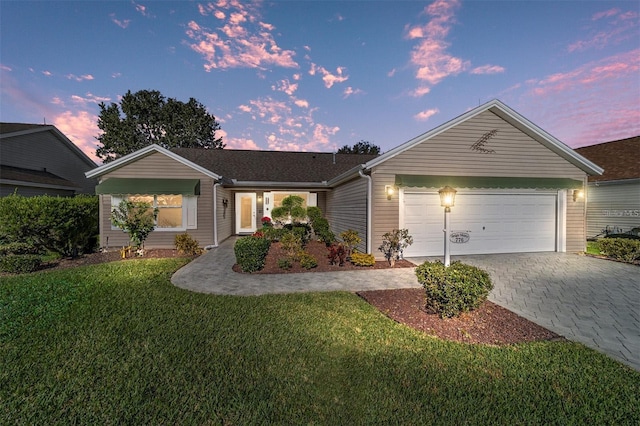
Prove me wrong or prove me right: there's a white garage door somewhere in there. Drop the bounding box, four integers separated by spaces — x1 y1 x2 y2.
402 192 557 256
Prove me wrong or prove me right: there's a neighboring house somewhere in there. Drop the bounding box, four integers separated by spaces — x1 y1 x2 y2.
0 123 98 196
575 136 640 239
86 99 603 258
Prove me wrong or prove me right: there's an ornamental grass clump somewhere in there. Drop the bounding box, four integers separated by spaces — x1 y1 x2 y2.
416 260 493 318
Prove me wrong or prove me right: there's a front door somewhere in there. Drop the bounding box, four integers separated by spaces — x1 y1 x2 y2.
235 192 257 234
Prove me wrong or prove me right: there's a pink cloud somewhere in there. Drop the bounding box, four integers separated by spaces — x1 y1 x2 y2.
133 2 153 18
185 2 297 70
520 49 640 147
294 98 309 108
404 0 468 90
470 65 505 75
70 93 111 105
42 70 52 76
272 79 298 95
53 110 101 163
343 86 365 98
592 8 619 20
110 14 131 29
66 74 94 82
409 86 431 97
568 8 638 52
414 108 439 121
1 64 12 71
225 136 260 150
309 63 349 88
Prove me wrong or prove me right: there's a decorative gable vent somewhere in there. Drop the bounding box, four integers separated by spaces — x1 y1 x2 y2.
470 129 498 154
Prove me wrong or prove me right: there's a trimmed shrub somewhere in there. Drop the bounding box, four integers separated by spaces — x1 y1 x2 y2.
0 194 99 257
0 254 42 274
262 227 286 242
174 233 202 256
350 252 375 267
299 252 318 269
285 223 312 244
306 206 322 223
416 260 493 318
340 229 361 256
598 238 640 263
0 242 41 256
277 257 293 270
280 231 303 260
234 236 271 273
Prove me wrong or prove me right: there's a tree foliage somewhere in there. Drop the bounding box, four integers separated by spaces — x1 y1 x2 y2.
337 140 380 155
96 89 225 163
111 200 158 250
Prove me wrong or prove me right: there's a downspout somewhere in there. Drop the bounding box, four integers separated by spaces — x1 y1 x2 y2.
359 169 372 254
206 182 221 250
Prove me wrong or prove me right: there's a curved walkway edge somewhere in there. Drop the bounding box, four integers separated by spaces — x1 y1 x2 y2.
172 238 640 371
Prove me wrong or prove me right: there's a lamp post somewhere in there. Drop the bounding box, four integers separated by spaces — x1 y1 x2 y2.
438 186 457 267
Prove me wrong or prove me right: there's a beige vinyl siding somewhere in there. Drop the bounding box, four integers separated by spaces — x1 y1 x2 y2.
99 152 215 249
369 110 588 257
1 131 96 194
216 186 233 243
586 182 640 238
566 197 586 252
326 176 368 253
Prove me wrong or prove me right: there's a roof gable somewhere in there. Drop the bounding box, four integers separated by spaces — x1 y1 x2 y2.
85 144 221 180
0 122 97 169
364 99 603 176
575 136 640 181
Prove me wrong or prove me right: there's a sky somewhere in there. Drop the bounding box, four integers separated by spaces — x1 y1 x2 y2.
1 0 639 164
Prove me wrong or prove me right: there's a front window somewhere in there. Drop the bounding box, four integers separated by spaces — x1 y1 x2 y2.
273 192 309 208
126 194 183 229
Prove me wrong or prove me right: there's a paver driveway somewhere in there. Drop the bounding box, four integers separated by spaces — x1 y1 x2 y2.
173 239 639 371
412 252 639 371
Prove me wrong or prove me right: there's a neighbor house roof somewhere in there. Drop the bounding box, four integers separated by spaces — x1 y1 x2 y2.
0 164 79 190
575 136 640 182
362 99 604 177
0 122 97 169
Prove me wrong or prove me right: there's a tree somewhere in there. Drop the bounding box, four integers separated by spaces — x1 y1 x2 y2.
96 89 225 163
111 200 158 252
337 140 380 155
271 195 307 224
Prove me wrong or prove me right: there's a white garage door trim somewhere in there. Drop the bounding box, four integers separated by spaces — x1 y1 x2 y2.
399 189 567 256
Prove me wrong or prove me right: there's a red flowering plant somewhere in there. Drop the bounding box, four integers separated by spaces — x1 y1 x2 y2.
327 243 347 266
261 216 273 228
252 230 265 238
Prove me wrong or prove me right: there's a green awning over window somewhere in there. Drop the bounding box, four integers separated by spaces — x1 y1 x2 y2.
394 175 583 189
96 178 200 195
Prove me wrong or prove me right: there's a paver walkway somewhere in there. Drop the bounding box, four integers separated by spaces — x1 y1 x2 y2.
172 238 640 371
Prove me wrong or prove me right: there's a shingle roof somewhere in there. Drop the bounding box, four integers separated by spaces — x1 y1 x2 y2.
171 148 378 183
0 164 79 188
0 122 50 135
575 136 640 182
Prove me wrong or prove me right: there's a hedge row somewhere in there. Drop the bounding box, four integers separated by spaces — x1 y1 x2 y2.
0 194 99 258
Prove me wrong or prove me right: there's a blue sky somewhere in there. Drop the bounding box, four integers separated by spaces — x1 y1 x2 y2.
1 0 638 163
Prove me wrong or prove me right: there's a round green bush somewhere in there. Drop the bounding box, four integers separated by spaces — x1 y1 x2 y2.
299 252 318 269
415 260 493 318
234 236 271 273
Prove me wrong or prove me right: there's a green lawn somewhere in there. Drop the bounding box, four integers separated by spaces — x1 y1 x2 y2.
1 259 639 424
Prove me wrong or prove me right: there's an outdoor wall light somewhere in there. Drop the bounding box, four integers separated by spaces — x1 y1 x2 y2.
438 186 457 267
573 189 584 202
222 198 229 208
385 185 395 200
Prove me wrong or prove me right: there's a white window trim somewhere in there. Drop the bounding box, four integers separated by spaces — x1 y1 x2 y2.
110 195 197 232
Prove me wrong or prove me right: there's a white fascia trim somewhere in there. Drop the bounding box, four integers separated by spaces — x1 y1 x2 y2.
363 99 604 177
85 144 221 180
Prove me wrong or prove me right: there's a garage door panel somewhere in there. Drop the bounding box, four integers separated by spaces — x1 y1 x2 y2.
402 192 557 256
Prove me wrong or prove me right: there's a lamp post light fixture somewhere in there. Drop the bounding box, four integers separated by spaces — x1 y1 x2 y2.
438 186 457 267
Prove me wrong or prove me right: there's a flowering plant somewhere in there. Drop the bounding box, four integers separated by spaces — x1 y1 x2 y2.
261 216 273 227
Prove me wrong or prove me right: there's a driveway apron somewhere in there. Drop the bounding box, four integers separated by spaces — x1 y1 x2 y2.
172 239 639 371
